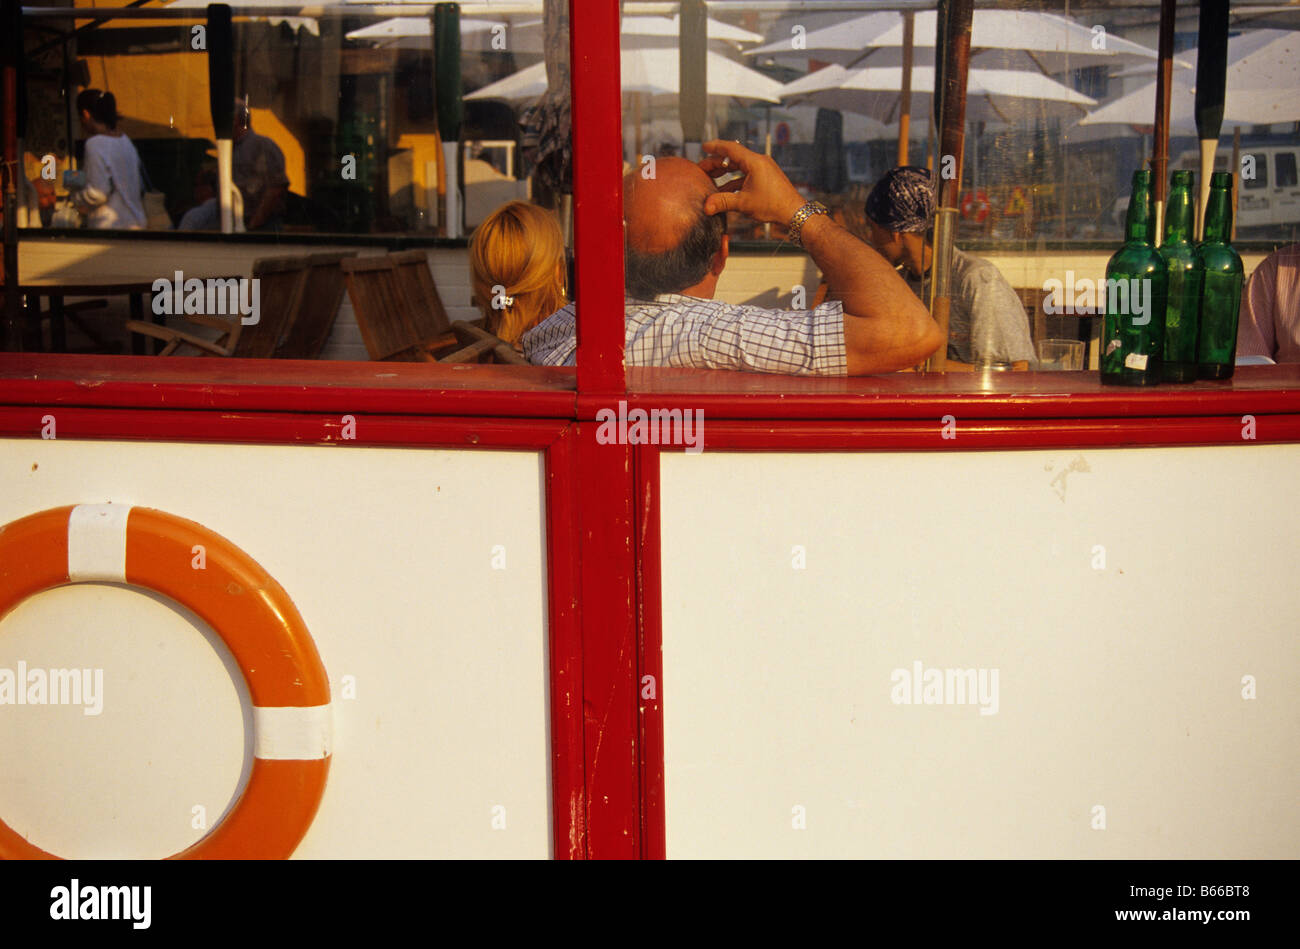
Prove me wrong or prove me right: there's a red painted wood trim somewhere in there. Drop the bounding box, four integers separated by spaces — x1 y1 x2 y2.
0 354 575 418
570 0 626 396
544 424 586 858
633 443 666 860
0 407 569 449
684 416 1300 450
624 366 1300 420
577 423 639 858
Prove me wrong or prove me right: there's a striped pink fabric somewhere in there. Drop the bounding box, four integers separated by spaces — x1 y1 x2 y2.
1238 243 1300 363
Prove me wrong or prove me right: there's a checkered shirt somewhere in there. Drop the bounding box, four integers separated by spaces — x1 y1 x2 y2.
520 294 848 376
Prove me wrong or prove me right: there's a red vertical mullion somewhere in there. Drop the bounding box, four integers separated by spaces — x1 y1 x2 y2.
568 0 638 858
544 424 586 858
570 0 626 396
577 423 639 857
634 444 666 859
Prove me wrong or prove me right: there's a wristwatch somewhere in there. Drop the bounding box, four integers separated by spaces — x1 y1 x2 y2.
787 201 829 247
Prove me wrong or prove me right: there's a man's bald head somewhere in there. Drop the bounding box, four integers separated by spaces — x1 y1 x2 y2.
623 156 726 298
624 157 717 252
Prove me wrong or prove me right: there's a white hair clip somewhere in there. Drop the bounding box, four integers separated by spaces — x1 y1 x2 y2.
491 284 516 309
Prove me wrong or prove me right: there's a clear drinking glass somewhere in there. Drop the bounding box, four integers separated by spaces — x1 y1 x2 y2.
1036 339 1085 370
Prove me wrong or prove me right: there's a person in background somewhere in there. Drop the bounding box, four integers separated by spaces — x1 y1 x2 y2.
469 200 568 349
177 169 220 231
863 166 1035 370
522 141 940 375
232 101 288 232
72 89 146 229
1237 243 1300 363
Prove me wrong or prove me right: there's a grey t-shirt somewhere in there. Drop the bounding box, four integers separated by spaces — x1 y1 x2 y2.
906 247 1036 364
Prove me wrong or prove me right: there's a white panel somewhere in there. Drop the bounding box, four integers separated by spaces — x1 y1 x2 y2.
0 439 551 858
661 446 1300 858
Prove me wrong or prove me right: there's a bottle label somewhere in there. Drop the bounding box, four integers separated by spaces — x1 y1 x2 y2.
1106 339 1122 356
1124 353 1149 370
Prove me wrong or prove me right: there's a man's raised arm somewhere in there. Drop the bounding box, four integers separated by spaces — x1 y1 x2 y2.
701 139 942 375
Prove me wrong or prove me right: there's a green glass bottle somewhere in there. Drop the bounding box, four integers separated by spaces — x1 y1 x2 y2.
1101 169 1168 386
1159 171 1205 382
1196 171 1244 380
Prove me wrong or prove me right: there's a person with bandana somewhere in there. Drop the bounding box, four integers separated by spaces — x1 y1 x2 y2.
862 166 1035 370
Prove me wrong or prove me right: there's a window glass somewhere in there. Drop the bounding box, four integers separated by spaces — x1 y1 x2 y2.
617 0 1300 379
16 4 560 236
9 1 573 363
1276 152 1298 190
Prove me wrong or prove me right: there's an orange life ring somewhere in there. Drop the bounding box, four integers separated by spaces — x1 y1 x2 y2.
960 190 991 223
0 504 331 860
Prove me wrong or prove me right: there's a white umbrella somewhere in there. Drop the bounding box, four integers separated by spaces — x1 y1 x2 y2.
346 17 544 53
752 10 1172 71
1231 4 1300 30
469 49 783 103
606 15 762 48
1078 30 1300 132
781 63 1096 125
347 14 760 53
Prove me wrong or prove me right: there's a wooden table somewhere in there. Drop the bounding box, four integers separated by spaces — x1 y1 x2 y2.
6 275 242 355
5 278 159 354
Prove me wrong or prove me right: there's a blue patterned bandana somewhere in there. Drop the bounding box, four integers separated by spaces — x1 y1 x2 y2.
865 166 935 234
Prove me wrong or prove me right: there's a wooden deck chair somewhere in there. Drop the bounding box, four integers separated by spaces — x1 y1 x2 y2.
439 320 530 365
126 256 310 357
276 252 355 359
389 249 528 366
341 255 436 362
388 250 459 355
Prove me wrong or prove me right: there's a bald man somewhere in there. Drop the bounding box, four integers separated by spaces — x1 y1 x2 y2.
521 140 941 375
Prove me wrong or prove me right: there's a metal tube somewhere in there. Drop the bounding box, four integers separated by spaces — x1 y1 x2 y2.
897 11 913 166
925 0 972 373
1151 0 1176 246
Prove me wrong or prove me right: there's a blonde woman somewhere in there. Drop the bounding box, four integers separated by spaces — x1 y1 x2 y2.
469 201 567 348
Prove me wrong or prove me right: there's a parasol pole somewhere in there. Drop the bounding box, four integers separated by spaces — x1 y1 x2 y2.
897 10 914 165
206 4 235 234
765 104 772 239
679 0 707 161
1194 0 1230 241
1231 125 1241 242
434 3 464 238
1151 0 1176 246
924 0 972 373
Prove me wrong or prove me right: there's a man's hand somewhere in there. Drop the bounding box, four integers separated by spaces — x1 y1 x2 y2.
699 139 804 228
700 139 942 375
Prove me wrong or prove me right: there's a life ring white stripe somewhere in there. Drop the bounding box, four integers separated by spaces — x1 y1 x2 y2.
253 704 333 760
67 504 132 582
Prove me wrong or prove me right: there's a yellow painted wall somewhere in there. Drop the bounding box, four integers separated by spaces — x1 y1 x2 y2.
86 52 306 195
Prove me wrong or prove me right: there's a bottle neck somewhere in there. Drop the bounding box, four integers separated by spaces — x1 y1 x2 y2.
1203 187 1232 243
1164 187 1193 243
1126 186 1153 244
